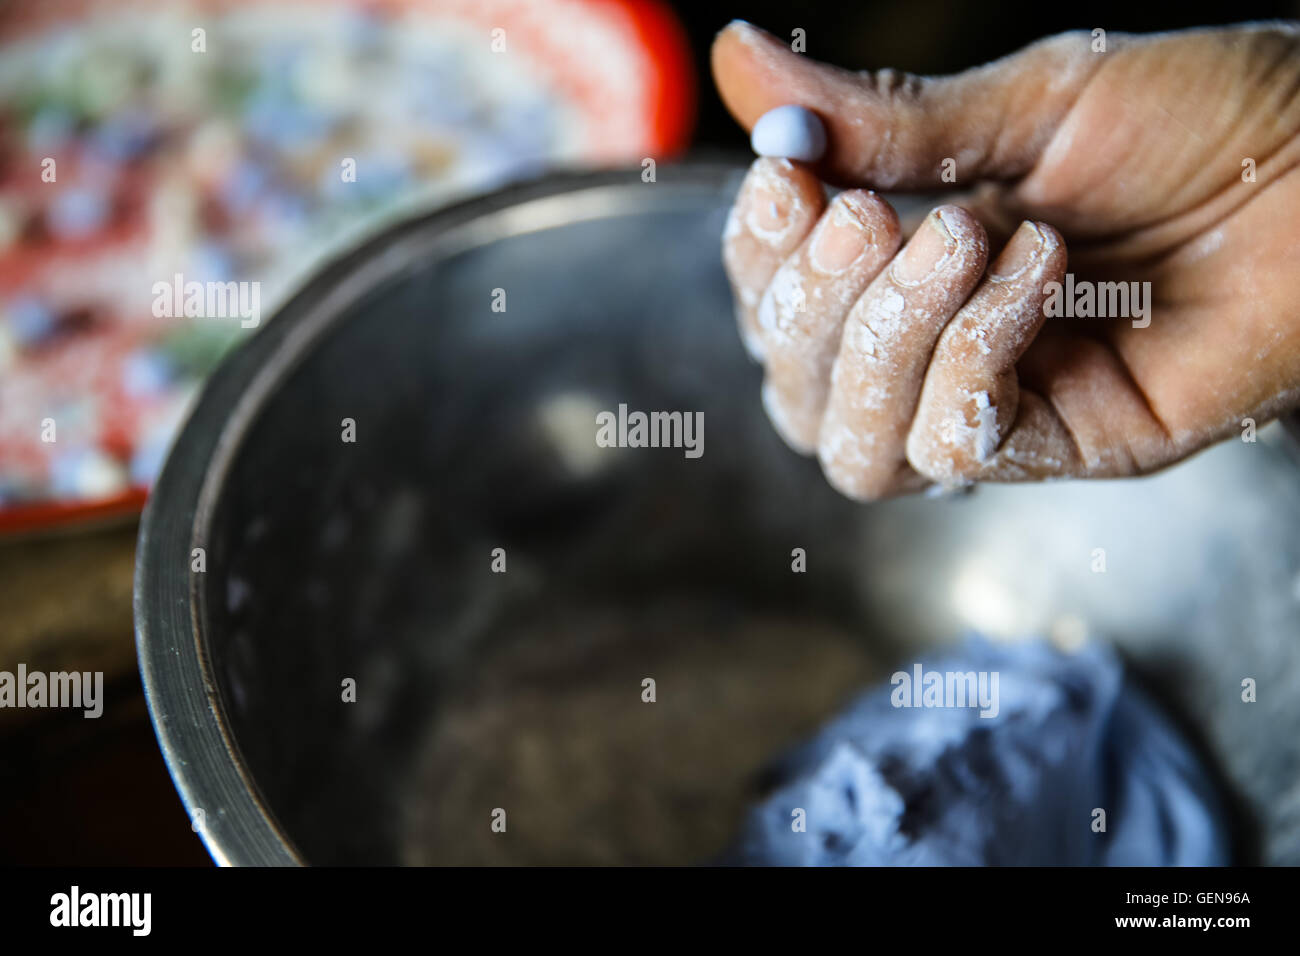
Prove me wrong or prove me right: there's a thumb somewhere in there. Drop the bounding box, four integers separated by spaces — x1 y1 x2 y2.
712 22 1107 189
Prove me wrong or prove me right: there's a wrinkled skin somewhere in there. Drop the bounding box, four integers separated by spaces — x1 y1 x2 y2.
715 21 1300 499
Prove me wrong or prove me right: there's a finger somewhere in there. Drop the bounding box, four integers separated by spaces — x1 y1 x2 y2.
895 183 1021 256
722 158 827 361
818 205 988 500
906 221 1070 483
757 190 902 452
911 318 1179 485
711 21 1106 188
1009 332 1177 479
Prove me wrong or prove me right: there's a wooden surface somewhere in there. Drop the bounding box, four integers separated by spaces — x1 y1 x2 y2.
0 519 211 865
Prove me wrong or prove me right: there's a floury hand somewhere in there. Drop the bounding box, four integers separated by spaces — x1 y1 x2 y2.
717 21 1300 499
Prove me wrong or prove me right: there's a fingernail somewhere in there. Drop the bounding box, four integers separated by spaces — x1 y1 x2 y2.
810 195 874 275
990 222 1044 280
753 189 789 232
893 211 953 284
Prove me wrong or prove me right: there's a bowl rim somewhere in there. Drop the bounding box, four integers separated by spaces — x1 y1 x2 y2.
133 162 742 866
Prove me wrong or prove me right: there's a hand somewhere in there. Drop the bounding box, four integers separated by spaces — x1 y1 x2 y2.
716 21 1300 499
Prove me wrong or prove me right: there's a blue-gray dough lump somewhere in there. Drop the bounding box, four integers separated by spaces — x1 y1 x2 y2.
728 637 1231 865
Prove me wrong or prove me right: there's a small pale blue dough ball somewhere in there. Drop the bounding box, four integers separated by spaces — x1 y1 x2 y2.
750 105 827 162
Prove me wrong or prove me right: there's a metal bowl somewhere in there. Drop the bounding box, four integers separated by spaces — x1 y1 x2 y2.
135 163 1300 865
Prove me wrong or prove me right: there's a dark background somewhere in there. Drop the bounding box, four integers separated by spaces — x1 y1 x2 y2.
2 0 1295 866
684 0 1300 150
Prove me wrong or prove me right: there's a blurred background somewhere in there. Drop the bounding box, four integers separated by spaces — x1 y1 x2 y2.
1 0 1296 865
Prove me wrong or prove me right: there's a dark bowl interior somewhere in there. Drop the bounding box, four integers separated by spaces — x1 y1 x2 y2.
201 179 894 864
